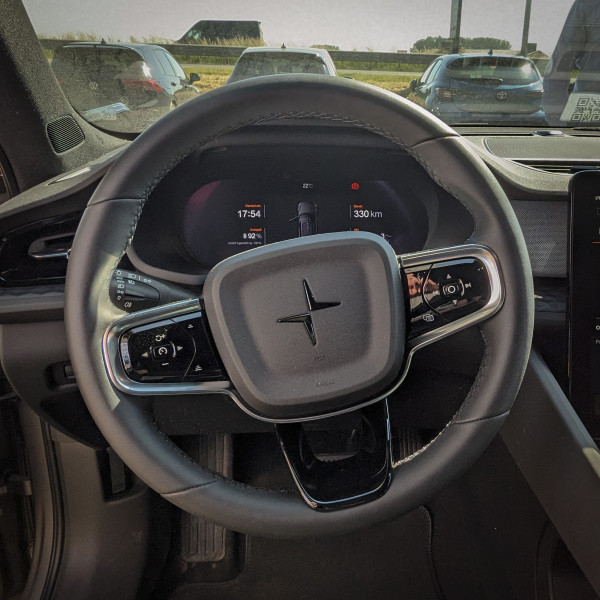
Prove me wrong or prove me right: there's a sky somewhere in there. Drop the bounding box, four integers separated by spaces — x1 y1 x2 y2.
23 0 573 55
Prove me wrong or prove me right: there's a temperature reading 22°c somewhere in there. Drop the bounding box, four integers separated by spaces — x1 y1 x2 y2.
350 204 383 219
237 203 264 219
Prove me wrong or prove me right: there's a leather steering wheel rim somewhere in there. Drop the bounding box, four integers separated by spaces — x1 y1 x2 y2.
65 75 533 538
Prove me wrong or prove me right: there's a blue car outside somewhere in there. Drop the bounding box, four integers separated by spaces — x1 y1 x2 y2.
409 54 545 126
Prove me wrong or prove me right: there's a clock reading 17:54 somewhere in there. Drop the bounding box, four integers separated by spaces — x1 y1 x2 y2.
237 203 264 219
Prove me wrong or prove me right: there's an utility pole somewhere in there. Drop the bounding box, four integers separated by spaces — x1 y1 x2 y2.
520 0 532 55
450 0 463 54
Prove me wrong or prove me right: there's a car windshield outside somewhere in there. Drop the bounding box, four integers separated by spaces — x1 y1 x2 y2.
21 1 593 133
227 50 334 83
446 56 540 84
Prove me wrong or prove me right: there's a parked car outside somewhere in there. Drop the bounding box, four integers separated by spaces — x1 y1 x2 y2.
227 47 337 84
408 53 545 125
51 41 201 133
178 19 263 44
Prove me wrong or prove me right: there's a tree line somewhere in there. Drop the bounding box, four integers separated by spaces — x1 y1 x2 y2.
411 36 511 53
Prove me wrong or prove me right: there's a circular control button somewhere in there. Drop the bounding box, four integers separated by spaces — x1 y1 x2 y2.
152 343 176 360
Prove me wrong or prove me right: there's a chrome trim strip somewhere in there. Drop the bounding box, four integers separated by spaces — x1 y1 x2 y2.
49 166 91 184
30 249 70 260
102 244 503 423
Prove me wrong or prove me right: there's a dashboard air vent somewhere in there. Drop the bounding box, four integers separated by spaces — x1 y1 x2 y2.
47 116 85 154
512 160 600 174
0 213 81 286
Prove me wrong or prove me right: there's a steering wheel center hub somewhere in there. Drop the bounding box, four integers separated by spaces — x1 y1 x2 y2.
203 232 405 421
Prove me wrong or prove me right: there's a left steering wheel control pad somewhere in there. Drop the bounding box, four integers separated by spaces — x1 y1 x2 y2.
203 232 405 421
120 314 223 383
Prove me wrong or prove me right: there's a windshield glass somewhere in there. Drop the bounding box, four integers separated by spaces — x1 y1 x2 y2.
446 56 540 84
228 53 329 83
22 0 589 132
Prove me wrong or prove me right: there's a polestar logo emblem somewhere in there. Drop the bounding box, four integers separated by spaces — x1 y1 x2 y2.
277 280 340 345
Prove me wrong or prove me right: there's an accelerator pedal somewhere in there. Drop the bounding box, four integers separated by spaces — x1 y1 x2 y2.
181 433 233 563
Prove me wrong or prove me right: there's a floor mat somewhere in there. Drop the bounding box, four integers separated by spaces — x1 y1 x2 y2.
170 506 440 600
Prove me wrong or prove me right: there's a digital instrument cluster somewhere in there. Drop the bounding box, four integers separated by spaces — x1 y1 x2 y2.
181 176 428 270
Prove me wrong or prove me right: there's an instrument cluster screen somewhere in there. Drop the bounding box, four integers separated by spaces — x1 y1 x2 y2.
181 176 428 270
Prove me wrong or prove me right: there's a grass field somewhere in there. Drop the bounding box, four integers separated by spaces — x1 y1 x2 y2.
182 65 415 96
342 72 415 95
40 34 422 94
183 65 232 92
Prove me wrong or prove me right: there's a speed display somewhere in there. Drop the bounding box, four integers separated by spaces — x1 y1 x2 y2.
181 176 428 270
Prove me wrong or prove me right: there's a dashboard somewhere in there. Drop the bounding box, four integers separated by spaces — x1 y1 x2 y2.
0 123 597 443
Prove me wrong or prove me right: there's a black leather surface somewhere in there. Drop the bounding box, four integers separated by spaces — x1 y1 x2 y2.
410 136 534 423
65 75 533 537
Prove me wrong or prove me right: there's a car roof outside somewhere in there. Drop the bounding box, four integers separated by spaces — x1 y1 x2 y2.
235 47 337 75
441 52 537 64
55 41 168 55
240 47 331 58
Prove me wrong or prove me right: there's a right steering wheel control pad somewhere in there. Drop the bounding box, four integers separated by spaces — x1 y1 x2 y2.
406 257 492 338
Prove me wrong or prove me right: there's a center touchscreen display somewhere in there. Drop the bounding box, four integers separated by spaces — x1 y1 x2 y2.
569 170 600 437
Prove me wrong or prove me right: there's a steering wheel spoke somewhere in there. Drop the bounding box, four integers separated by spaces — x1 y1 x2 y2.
103 298 232 395
276 400 392 510
399 244 504 353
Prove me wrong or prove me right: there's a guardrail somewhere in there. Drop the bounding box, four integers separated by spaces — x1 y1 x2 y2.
39 39 548 74
38 39 440 72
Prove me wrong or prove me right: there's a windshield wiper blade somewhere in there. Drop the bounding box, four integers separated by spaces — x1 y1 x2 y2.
572 126 600 132
451 122 493 126
452 76 504 85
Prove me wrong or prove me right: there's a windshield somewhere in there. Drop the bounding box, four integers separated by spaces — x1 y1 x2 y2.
446 56 540 85
228 53 330 83
22 0 590 133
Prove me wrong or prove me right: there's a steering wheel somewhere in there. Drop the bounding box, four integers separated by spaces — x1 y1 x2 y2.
65 75 533 538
